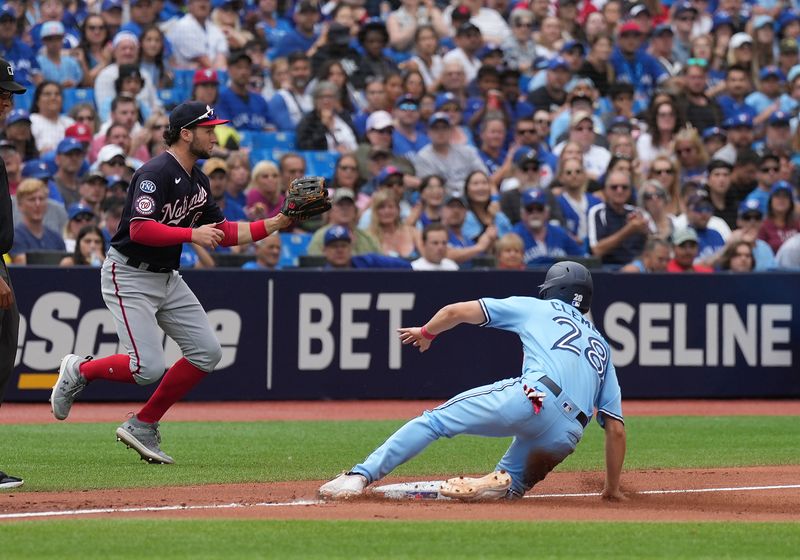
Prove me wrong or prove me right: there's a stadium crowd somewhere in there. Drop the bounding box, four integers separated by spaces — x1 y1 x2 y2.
2 0 800 271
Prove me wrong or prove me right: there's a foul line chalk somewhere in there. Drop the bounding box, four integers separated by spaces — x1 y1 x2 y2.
2 484 799 520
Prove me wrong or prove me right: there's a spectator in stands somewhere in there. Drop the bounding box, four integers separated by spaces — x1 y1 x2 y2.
268 51 313 132
513 188 583 267
775 233 800 269
37 21 83 87
702 127 727 160
438 61 469 104
477 117 513 186
52 138 87 207
316 59 362 115
75 167 109 216
500 148 559 226
322 225 411 269
755 111 792 157
142 111 168 160
434 91 473 146
777 38 799 78
758 181 799 254
104 175 129 202
254 0 292 53
502 8 537 74
548 88 602 149
528 56 571 112
714 113 755 165
462 170 512 241
682 190 726 264
405 174 446 233
413 112 487 195
29 81 74 154
578 34 613 98
0 141 21 193
59 224 105 267
387 0 448 54
9 178 66 264
309 187 380 256
167 0 228 69
411 223 459 270
621 237 671 273
588 170 652 267
139 25 173 90
296 81 358 152
554 111 610 180
212 0 254 51
100 0 124 37
557 156 602 244
62 203 98 252
408 25 444 89
533 16 562 59
329 153 368 210
242 234 282 270
225 151 251 208
97 64 149 123
191 69 220 105
717 64 756 120
637 179 674 241
610 21 668 108
392 95 429 158
273 1 319 60
636 98 681 171
2 109 38 160
368 189 419 258
441 192 496 266
353 77 388 138
94 32 161 119
358 20 398 83
122 0 160 39
705 159 737 229
747 66 784 118
744 151 781 214
667 227 713 273
99 197 124 242
243 160 282 221
202 157 246 223
679 58 723 132
0 5 41 88
66 117 97 149
674 126 709 183
718 240 756 272
499 68 535 123
216 50 271 131
442 22 483 84
649 23 679 76
601 83 636 131
494 232 525 270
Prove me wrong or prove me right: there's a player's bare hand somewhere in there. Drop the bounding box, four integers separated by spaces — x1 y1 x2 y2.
601 487 628 502
0 276 13 309
191 224 225 249
397 327 432 353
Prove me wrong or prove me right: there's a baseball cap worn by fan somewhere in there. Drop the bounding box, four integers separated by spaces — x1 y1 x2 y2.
514 149 539 167
770 180 793 197
428 112 452 127
377 166 403 185
570 110 593 129
366 110 393 131
618 21 643 35
445 192 467 207
395 94 419 110
169 101 229 130
67 203 96 221
40 20 65 39
57 137 85 154
672 227 698 246
97 144 126 164
324 225 351 246
193 68 219 86
729 33 753 50
332 188 355 204
6 108 30 126
0 57 27 94
738 198 762 218
66 122 93 143
0 5 16 20
21 160 53 180
522 189 548 207
202 157 228 176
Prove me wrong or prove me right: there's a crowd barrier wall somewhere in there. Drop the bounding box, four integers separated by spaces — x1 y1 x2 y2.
5 267 799 401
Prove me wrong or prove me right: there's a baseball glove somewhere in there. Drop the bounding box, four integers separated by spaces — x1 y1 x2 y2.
280 176 331 220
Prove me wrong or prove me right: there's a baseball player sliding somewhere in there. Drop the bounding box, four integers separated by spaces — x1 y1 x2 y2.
50 101 330 464
320 262 627 501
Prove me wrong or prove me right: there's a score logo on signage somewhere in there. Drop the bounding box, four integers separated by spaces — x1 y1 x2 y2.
297 293 416 370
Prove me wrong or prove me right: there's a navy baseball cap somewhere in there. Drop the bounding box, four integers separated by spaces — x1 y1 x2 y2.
560 40 585 55
377 166 403 185
324 225 351 245
722 113 753 129
653 23 673 36
712 11 734 31
778 9 800 34
609 116 633 134
169 102 229 130
760 65 786 82
547 56 570 71
434 92 461 110
81 171 107 185
102 0 123 11
702 126 726 140
21 159 54 180
770 180 794 196
522 189 547 207
0 5 16 19
105 174 127 188
456 22 480 36
444 192 467 207
768 111 791 126
57 137 85 154
395 94 419 110
478 42 504 59
513 149 540 167
67 203 96 221
738 198 763 217
6 108 30 126
428 112 452 127
674 1 697 16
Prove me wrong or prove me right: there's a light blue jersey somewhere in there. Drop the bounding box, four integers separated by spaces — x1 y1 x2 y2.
479 296 623 426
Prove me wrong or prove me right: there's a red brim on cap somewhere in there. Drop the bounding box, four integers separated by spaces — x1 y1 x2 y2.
197 118 229 127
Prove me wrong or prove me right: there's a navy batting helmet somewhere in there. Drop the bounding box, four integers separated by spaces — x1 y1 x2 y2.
538 261 593 314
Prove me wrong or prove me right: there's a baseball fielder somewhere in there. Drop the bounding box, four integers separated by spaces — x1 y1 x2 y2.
320 261 627 500
50 101 329 464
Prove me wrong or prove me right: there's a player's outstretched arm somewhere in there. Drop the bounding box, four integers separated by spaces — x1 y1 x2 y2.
600 415 627 502
218 215 293 246
398 301 485 353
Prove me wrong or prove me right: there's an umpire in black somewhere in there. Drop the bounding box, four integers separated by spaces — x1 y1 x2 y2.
0 58 27 490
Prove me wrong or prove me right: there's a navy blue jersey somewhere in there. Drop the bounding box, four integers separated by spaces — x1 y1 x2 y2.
112 152 225 270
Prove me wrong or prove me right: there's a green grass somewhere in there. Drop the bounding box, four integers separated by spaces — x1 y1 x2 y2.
2 416 798 491
3 520 799 559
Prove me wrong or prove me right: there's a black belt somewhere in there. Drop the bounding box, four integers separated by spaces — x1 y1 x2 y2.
124 257 174 273
538 375 589 428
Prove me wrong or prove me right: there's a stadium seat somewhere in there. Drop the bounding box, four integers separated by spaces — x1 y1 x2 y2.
297 255 326 268
25 251 70 265
157 88 181 110
239 131 296 151
172 68 195 99
471 256 496 269
279 232 312 268
213 252 253 268
62 88 95 112
216 70 228 85
519 75 532 94
13 89 34 112
300 151 338 180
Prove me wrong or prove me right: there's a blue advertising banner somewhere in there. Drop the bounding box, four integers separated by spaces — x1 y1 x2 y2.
6 267 799 402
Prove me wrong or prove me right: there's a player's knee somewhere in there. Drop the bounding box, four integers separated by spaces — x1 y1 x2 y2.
185 342 222 373
132 358 168 385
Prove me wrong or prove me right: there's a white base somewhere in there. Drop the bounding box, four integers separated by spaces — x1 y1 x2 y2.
371 480 450 500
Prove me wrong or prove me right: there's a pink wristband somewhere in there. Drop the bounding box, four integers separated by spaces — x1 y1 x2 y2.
420 326 437 340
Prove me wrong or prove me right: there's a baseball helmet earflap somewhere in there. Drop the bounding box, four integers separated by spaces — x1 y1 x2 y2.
538 261 593 314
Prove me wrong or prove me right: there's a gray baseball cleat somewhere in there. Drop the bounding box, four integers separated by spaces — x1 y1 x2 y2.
51 354 91 420
116 415 175 464
319 472 368 499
